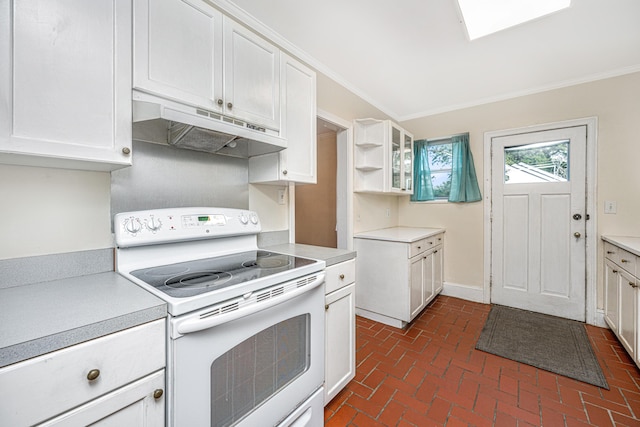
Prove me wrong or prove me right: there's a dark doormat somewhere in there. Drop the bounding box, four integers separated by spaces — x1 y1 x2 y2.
476 305 609 389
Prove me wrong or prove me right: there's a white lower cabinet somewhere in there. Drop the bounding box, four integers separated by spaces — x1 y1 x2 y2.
355 228 445 329
0 319 166 426
603 239 639 368
324 259 356 405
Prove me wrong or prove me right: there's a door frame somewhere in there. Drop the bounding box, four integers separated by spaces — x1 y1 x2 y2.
289 109 354 250
482 117 598 324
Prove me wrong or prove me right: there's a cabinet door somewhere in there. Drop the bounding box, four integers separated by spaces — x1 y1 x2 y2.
390 125 403 192
423 251 434 305
133 0 222 112
433 246 443 294
619 269 637 361
248 54 316 184
410 254 425 319
40 371 165 427
324 283 355 405
0 0 132 171
403 132 414 193
223 16 280 130
279 54 317 183
604 259 620 333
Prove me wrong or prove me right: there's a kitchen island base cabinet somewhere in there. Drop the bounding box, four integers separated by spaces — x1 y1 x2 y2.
603 237 640 369
0 319 166 426
354 228 444 329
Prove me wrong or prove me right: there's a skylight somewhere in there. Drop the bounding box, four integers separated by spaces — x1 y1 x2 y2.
457 0 571 40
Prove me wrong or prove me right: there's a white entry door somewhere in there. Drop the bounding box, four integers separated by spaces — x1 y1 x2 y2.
491 126 587 321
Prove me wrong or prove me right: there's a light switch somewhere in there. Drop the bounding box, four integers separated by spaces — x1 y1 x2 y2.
277 189 286 205
604 200 617 214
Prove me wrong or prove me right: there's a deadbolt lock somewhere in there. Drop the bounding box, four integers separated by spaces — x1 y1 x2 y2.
573 214 582 220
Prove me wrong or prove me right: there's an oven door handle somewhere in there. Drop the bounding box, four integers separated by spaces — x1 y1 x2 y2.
175 273 325 335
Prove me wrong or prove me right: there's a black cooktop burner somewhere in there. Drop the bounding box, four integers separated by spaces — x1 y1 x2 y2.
130 250 316 298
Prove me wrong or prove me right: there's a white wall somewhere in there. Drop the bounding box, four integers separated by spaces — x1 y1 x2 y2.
0 165 112 259
398 71 640 307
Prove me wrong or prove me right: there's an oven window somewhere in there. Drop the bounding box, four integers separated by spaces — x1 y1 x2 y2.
210 314 310 427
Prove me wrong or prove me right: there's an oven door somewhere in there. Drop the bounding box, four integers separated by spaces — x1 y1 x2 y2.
167 273 325 427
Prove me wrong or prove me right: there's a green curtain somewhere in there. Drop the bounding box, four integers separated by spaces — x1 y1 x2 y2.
410 140 435 201
448 134 482 203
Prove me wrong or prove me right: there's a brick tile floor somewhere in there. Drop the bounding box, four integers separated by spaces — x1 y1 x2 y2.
324 296 640 426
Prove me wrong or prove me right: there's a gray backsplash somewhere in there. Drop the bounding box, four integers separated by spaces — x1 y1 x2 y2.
111 139 249 222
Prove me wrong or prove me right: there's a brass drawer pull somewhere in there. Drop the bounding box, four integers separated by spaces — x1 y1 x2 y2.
87 369 100 381
153 389 164 399
621 259 630 263
339 274 345 280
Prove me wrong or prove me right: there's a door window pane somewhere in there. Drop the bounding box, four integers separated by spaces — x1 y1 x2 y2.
210 315 310 427
504 140 569 184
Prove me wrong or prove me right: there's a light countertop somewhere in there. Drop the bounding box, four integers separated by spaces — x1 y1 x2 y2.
266 243 356 267
0 272 166 368
354 227 445 243
602 235 640 257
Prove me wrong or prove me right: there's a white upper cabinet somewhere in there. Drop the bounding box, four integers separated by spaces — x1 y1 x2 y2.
249 53 317 184
0 0 133 171
354 119 414 195
133 0 280 131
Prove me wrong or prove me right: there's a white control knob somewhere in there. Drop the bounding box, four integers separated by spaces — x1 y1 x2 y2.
124 217 142 234
239 214 249 225
249 214 259 225
146 216 162 232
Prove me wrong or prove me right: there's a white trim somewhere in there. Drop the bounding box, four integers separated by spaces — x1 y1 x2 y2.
441 282 485 303
317 109 354 251
483 117 598 324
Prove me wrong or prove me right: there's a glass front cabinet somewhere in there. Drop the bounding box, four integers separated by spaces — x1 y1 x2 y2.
354 119 414 195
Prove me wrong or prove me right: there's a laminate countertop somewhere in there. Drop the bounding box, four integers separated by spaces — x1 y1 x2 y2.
354 227 445 243
602 235 640 257
0 272 166 368
265 243 356 267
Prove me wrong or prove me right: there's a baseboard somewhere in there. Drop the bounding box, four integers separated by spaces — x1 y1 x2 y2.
441 282 485 303
593 309 608 328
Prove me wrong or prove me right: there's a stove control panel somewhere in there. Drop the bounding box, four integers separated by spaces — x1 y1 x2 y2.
115 207 261 247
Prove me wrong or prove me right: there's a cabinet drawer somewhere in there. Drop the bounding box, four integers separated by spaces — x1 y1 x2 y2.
0 319 166 427
409 234 443 258
605 242 637 275
325 259 356 294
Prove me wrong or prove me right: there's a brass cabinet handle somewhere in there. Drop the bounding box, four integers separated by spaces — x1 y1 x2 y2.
153 389 164 399
621 259 630 263
429 241 433 245
122 147 131 155
325 304 329 310
217 99 223 105
434 250 438 253
606 251 615 254
629 282 637 288
87 369 100 381
417 246 421 250
613 270 618 273
574 232 581 238
282 170 288 175
339 274 345 280
227 102 233 109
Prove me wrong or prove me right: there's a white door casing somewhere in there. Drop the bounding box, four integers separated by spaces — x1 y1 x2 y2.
490 125 588 321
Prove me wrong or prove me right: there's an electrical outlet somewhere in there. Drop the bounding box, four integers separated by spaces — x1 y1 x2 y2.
604 200 617 214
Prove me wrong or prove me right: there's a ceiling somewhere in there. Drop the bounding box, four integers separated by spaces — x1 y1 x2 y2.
226 0 640 122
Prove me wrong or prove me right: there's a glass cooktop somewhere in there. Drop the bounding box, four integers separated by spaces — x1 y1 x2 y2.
130 250 317 298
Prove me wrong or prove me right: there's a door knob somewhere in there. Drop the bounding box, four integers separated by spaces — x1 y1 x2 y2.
574 232 581 238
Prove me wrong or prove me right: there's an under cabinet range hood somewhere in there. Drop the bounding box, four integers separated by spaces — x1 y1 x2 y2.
132 91 286 158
